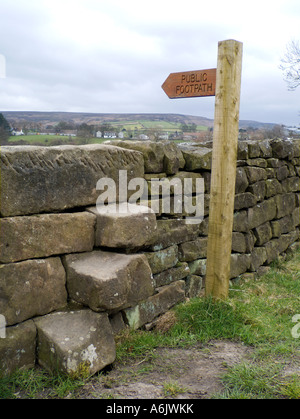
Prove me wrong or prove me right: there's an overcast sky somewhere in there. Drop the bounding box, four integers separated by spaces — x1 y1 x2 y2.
0 0 299 126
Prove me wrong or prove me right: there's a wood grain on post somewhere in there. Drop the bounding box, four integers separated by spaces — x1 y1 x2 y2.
205 39 243 300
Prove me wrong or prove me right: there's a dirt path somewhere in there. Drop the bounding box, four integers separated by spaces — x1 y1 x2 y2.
78 340 253 399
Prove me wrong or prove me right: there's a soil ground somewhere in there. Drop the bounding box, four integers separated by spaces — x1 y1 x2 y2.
77 340 254 399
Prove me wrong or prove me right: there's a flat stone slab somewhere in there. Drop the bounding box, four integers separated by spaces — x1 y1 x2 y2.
88 203 157 250
64 250 154 312
34 310 116 376
0 212 96 263
0 144 144 216
0 257 67 326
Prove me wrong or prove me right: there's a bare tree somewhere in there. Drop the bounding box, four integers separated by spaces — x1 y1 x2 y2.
280 40 300 91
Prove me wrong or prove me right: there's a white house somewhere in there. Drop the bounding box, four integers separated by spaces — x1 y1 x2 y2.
11 129 24 136
139 134 149 140
96 131 102 138
103 132 117 139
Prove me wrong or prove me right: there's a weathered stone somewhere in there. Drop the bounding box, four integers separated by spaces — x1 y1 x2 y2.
249 247 268 271
153 263 190 288
237 142 248 159
35 310 116 376
0 320 36 376
265 179 282 198
276 165 290 181
275 193 296 218
88 203 157 250
245 167 267 184
145 245 178 274
271 139 294 159
266 168 276 178
245 231 257 253
105 140 167 173
267 158 285 168
234 192 257 210
0 258 67 326
162 142 185 174
64 250 154 312
247 181 266 202
233 210 249 232
0 144 144 217
202 171 211 193
146 173 203 198
199 216 209 236
188 259 207 276
109 312 127 336
230 254 251 278
253 222 272 245
185 275 203 298
271 215 295 237
232 232 247 253
0 212 96 263
259 139 273 158
264 230 299 265
292 139 300 157
140 193 206 218
264 231 299 264
248 198 277 230
264 239 280 264
278 230 299 254
178 237 208 262
123 281 186 330
144 172 167 180
281 177 300 193
287 162 296 176
180 147 212 171
247 141 261 158
292 207 300 227
150 218 200 251
246 158 267 168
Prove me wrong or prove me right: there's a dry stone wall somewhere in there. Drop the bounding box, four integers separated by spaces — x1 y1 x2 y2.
0 139 299 377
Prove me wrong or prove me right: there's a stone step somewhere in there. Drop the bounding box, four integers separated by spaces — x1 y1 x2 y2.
34 309 116 376
63 250 154 312
88 203 157 250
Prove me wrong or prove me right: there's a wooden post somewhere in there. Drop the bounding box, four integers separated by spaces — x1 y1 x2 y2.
205 39 243 300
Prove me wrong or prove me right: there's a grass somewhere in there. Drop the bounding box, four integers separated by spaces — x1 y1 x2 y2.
8 135 109 146
1 247 300 399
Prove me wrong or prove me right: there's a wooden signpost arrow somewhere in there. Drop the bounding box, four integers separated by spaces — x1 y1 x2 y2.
162 39 243 300
162 68 216 98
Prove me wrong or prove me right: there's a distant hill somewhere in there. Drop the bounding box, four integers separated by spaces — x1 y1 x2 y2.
1 111 277 130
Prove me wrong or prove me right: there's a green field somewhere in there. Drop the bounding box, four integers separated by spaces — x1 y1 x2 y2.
8 135 108 146
110 119 208 132
6 118 208 146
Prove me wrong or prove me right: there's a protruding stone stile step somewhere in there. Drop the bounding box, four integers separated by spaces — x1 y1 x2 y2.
88 203 157 250
63 250 154 312
34 310 116 376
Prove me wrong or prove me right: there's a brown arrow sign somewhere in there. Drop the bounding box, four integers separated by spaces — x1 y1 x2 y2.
162 68 216 99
